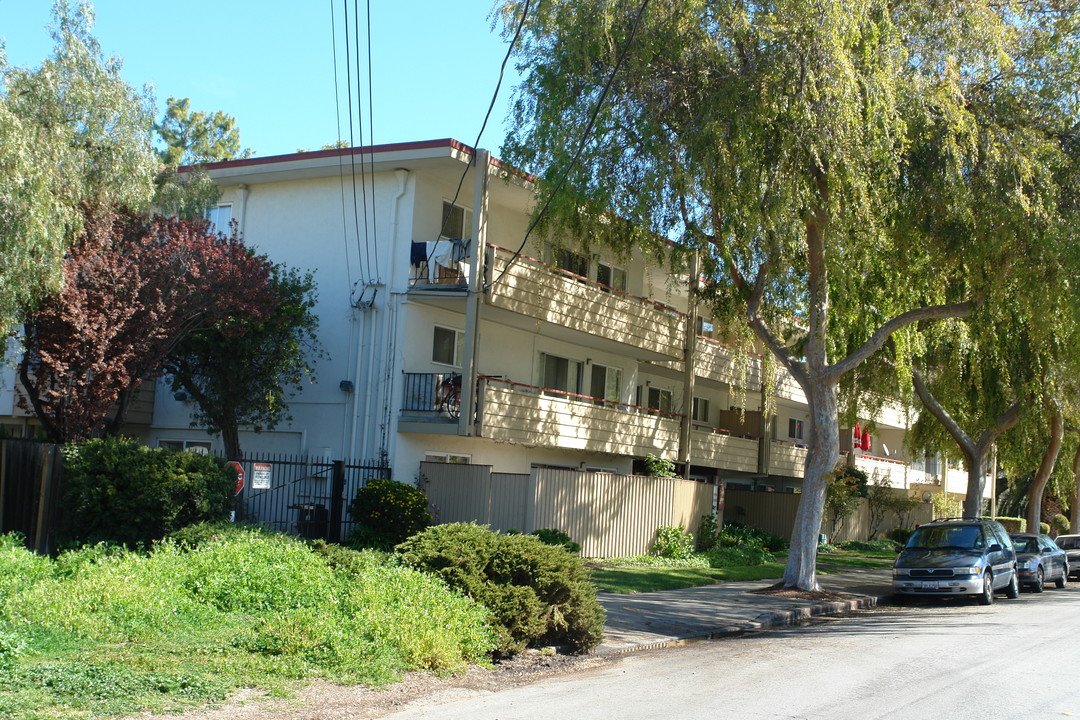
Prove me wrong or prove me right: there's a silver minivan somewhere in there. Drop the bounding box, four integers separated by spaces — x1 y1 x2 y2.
893 518 1019 605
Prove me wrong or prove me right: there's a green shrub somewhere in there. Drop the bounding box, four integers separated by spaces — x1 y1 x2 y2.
396 523 605 656
818 542 839 553
718 521 788 552
703 546 774 567
531 528 581 553
696 513 720 551
887 527 915 545
994 517 1026 533
347 478 432 548
836 539 900 553
643 453 677 477
167 520 269 548
601 554 711 568
1050 514 1071 536
1039 521 1051 534
61 437 234 547
651 525 695 560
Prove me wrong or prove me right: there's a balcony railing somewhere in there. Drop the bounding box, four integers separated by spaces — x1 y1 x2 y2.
401 372 466 420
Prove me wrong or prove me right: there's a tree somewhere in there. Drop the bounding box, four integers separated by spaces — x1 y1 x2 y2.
163 264 322 460
0 0 157 331
153 97 251 220
18 209 277 443
500 0 1078 589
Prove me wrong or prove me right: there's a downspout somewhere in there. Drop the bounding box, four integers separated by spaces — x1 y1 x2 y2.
459 150 489 436
234 184 249 236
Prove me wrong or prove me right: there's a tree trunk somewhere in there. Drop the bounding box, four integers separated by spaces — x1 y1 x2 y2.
782 377 839 590
964 455 988 518
1026 398 1063 533
222 422 242 462
1071 443 1080 534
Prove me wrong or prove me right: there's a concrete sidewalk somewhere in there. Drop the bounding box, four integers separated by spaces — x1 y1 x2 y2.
595 566 893 655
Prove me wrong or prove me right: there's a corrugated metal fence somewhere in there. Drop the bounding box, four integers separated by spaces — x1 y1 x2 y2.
420 462 717 558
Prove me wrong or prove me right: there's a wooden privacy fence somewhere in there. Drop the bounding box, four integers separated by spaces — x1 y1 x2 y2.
725 487 935 543
0 439 64 553
420 462 717 558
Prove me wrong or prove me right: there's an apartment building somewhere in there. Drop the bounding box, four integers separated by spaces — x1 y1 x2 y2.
0 139 977 502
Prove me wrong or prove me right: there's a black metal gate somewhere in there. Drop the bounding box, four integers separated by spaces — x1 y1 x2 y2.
230 452 390 542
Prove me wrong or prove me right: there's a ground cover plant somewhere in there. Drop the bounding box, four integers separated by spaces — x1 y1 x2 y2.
0 528 493 719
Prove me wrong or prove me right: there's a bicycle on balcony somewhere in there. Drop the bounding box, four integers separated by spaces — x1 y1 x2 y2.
438 373 462 418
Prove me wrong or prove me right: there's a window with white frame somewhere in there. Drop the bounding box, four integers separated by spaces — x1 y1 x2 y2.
692 397 710 424
424 452 471 464
432 325 464 367
440 201 471 240
537 352 582 398
158 439 212 455
695 316 715 338
205 204 233 233
552 246 589 278
638 385 673 413
788 418 804 440
590 363 622 406
596 262 627 292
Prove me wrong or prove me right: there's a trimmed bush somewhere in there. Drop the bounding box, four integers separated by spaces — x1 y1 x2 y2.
994 517 1026 533
887 527 915 545
836 539 900 553
396 523 605 655
531 528 581 553
1050 514 1070 536
347 478 432 548
61 437 234 547
651 525 695 560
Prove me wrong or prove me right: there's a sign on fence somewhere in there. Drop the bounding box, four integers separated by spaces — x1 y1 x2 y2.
252 462 272 490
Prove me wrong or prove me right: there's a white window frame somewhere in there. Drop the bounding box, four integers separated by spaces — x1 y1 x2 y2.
596 262 627 292
590 363 622 406
158 439 212 455
424 452 471 464
439 201 472 240
205 204 233 234
788 418 804 441
638 385 673 413
432 325 464 368
537 352 583 398
692 397 710 424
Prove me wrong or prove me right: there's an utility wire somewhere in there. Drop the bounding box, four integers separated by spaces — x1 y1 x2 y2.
485 0 651 291
342 0 367 283
330 0 355 292
429 0 532 270
364 0 380 283
353 0 374 284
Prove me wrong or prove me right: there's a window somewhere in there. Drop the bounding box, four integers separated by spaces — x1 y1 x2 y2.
205 204 233 233
596 262 627 292
432 326 464 367
424 452 471 464
440 201 471 240
158 439 212 455
638 385 673 413
552 247 589 278
590 363 622 406
788 418 804 440
692 397 710 424
695 316 715 338
538 352 582 398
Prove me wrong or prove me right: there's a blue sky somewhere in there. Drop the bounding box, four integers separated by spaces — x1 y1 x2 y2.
0 0 524 158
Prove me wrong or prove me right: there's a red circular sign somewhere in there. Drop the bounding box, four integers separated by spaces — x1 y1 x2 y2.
226 461 244 494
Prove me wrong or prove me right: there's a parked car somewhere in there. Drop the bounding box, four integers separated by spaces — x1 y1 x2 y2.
893 518 1019 605
1054 534 1080 580
1010 533 1068 592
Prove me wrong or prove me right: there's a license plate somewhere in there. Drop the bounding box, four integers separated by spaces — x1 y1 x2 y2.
921 581 939 590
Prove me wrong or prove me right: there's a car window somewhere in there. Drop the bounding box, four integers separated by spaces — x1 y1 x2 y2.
908 525 982 549
1058 536 1080 550
1012 536 1038 554
989 524 1012 549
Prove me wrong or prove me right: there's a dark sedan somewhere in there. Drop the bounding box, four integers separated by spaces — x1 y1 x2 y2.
1056 534 1080 580
1010 533 1068 592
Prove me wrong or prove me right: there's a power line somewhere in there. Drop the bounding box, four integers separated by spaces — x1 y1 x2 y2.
352 0 374 284
364 0 380 283
329 0 354 291
341 0 367 284
486 0 652 291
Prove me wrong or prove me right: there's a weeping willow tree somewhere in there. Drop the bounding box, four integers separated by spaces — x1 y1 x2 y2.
0 0 158 331
499 0 1079 589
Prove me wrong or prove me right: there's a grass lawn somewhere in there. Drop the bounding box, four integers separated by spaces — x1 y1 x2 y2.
592 550 896 594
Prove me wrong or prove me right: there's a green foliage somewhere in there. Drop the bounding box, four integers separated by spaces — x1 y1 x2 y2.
1050 514 1071 536
531 528 580 553
702 546 775 568
397 523 605 655
825 466 868 533
650 525 695 560
930 492 964 520
696 513 720 551
155 96 251 168
60 437 234 547
642 453 677 478
0 529 493 717
347 478 432 549
0 0 157 330
717 521 788 553
1040 522 1051 535
994 517 1026 533
835 539 901 553
887 527 915 545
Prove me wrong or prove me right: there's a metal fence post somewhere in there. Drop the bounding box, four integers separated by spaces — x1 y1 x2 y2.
328 460 346 543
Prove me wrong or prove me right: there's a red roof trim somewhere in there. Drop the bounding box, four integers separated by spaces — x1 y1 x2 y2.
184 138 474 173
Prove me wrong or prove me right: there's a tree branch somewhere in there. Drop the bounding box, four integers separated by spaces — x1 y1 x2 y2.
911 363 977 462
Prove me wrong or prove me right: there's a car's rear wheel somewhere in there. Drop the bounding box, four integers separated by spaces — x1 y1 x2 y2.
1056 566 1068 589
1032 566 1045 593
1006 571 1020 599
977 571 994 605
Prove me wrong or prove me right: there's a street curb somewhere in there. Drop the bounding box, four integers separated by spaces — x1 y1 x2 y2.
594 593 885 657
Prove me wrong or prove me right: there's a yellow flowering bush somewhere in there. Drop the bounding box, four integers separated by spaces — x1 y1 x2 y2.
346 478 432 548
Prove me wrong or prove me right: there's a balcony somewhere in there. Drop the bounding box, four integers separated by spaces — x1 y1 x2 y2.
694 338 763 391
485 244 685 361
854 454 911 488
690 426 758 473
770 439 807 478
